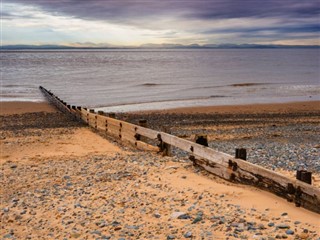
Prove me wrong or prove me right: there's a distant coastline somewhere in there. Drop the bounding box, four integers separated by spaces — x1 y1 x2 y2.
2 43 320 50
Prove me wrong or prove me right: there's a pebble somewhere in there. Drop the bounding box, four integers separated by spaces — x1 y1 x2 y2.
192 215 202 223
184 231 192 238
70 233 81 238
178 214 191 220
276 224 290 229
171 212 187 219
2 111 319 239
268 222 275 227
91 230 101 236
285 229 294 235
298 232 310 239
3 234 13 239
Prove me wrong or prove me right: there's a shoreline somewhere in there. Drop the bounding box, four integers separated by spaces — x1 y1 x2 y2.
0 101 56 115
130 100 320 114
1 100 319 115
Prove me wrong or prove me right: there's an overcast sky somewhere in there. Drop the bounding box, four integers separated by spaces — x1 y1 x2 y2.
2 0 320 46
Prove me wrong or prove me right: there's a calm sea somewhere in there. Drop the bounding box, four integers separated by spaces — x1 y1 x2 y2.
1 49 319 112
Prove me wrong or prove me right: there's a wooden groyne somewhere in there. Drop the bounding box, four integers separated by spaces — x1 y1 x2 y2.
39 86 320 214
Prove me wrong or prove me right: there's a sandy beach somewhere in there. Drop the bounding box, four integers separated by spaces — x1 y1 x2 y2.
1 101 319 239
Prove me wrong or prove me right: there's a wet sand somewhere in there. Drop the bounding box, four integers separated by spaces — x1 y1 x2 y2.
1 101 319 239
132 101 320 115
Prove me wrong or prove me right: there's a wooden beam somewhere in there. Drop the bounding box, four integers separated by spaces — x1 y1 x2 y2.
39 86 320 214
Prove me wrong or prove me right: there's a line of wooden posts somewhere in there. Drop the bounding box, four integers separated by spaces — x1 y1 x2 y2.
39 86 320 214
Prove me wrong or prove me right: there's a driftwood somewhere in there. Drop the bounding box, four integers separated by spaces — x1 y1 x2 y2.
39 86 320 214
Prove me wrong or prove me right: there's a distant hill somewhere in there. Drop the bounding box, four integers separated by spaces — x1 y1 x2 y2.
2 43 319 50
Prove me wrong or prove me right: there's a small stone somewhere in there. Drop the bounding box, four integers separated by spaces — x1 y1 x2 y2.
91 230 101 236
171 212 187 219
101 236 111 240
66 182 73 187
167 235 175 239
154 213 161 218
281 212 288 216
276 224 290 229
3 207 9 213
178 214 191 220
70 233 81 238
125 225 139 230
3 234 13 239
20 210 27 215
66 220 74 225
184 232 192 238
10 165 17 169
285 230 294 235
192 215 202 224
299 232 309 239
98 222 106 228
294 221 301 225
268 222 275 227
74 203 82 208
111 221 120 226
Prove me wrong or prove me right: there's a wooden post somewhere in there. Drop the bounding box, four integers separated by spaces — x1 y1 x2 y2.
138 119 148 143
89 109 95 113
195 135 208 147
138 119 147 128
190 135 208 163
98 111 105 115
296 170 312 184
159 127 171 156
108 113 116 118
235 148 247 160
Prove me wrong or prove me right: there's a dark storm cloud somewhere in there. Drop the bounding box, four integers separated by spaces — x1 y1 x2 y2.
185 0 320 19
3 0 319 45
203 24 320 34
5 0 320 23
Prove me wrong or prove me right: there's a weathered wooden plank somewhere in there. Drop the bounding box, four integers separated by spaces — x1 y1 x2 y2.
87 113 97 128
121 132 137 144
39 86 320 214
160 132 320 213
135 141 159 152
193 158 232 180
80 108 89 123
107 124 121 137
104 116 122 126
96 118 106 130
136 126 159 140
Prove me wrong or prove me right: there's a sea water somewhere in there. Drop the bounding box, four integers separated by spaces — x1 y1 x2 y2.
1 49 319 112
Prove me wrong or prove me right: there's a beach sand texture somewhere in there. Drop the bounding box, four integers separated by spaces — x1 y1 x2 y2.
1 101 319 239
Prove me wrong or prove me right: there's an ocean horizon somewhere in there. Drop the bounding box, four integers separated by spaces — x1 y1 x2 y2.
2 48 319 112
